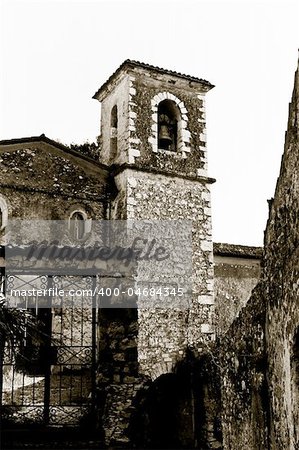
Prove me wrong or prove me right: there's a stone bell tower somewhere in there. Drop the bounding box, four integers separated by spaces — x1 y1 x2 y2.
93 60 215 380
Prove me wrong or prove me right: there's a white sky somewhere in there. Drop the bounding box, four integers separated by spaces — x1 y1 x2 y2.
0 0 298 246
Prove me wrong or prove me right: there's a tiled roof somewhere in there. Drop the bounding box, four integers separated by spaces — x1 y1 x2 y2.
213 242 263 259
93 59 214 99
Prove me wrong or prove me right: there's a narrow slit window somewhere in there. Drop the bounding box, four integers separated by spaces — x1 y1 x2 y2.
0 197 8 231
110 105 118 160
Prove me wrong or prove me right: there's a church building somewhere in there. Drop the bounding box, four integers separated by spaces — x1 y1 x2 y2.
0 59 298 450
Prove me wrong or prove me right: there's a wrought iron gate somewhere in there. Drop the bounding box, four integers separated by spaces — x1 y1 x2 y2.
0 273 97 429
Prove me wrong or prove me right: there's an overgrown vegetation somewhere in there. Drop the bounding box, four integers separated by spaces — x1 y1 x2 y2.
0 294 47 369
70 141 99 160
0 295 37 351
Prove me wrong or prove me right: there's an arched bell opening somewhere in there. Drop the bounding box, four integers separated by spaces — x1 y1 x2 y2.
158 99 180 152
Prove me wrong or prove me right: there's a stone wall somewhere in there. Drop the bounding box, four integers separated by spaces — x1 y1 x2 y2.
112 168 214 379
214 243 261 335
96 306 147 447
262 64 299 450
94 61 213 175
220 283 269 450
95 61 217 447
220 61 299 450
128 69 209 176
95 61 216 382
96 74 131 166
0 138 109 223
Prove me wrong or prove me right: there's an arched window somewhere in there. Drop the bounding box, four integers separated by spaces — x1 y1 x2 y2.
158 100 180 151
69 211 86 240
110 105 118 160
0 196 8 231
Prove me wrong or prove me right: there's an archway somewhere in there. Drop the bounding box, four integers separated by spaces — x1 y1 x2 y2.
130 372 197 449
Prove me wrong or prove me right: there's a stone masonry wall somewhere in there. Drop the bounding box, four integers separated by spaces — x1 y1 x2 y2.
0 141 108 200
98 74 131 166
262 64 299 450
0 140 108 222
113 168 214 380
214 248 261 335
220 282 269 450
220 61 299 450
127 68 209 177
95 62 215 447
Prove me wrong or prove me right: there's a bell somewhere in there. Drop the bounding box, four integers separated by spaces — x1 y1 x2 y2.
158 125 172 145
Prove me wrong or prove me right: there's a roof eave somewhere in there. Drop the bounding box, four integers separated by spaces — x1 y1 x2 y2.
92 59 215 101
